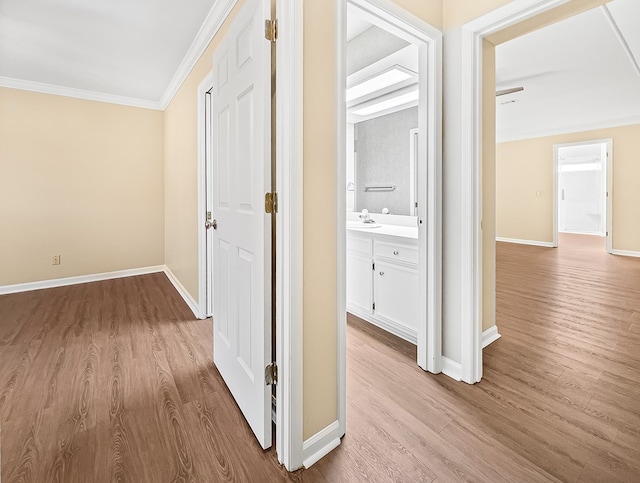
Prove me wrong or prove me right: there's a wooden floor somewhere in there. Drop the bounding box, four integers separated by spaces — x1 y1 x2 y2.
0 273 293 482
1 233 639 481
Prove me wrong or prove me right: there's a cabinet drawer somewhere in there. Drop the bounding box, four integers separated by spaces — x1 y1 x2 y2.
347 236 373 256
375 241 417 264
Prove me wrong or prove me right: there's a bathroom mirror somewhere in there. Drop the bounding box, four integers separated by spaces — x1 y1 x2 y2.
345 22 420 217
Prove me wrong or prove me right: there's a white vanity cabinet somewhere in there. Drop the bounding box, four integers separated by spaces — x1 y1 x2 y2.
346 227 419 344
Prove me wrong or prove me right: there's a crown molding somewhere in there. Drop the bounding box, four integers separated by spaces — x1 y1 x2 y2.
159 0 239 109
0 76 162 110
497 114 640 143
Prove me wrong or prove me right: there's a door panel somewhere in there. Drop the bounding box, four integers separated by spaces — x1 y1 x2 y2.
211 0 272 450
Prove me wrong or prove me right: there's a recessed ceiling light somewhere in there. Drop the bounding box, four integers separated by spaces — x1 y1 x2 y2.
346 67 413 102
351 89 419 116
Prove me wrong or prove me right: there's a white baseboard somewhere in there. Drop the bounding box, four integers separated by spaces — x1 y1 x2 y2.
0 265 165 296
347 306 417 345
611 249 640 258
482 325 501 348
302 420 341 469
496 237 555 248
162 267 203 319
441 357 462 381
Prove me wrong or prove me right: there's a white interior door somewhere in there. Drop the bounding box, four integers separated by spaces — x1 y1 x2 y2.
211 0 272 449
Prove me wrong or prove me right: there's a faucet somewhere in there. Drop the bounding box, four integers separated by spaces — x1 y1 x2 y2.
358 209 376 224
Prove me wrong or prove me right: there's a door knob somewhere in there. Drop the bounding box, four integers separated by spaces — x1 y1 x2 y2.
205 219 218 230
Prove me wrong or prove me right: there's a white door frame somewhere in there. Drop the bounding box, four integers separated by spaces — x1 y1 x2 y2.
338 0 443 391
274 0 304 471
458 0 604 383
553 138 613 250
197 71 216 320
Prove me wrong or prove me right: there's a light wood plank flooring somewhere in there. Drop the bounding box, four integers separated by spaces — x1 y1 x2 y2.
1 233 639 481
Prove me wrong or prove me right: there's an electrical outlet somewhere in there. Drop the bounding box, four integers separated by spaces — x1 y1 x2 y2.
52 255 61 265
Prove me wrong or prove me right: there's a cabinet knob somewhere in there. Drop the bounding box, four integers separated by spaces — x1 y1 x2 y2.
393 250 399 255
379 271 384 276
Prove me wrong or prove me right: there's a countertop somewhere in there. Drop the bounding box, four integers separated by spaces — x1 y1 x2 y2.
347 223 418 240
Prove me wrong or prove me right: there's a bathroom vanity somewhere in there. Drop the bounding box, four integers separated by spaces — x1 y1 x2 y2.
346 223 419 344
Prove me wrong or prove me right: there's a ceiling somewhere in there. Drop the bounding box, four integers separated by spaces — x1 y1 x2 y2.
0 0 219 107
347 15 372 42
2 0 639 128
496 0 640 142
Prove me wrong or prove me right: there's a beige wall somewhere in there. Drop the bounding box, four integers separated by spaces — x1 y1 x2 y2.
497 124 640 252
443 0 511 27
303 0 337 440
0 88 164 286
163 1 244 300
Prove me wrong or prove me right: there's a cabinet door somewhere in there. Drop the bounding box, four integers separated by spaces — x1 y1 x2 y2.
374 260 419 331
346 252 373 314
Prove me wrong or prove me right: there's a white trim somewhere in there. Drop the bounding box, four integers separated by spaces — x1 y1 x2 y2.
336 0 349 445
302 420 342 469
482 325 501 348
459 0 580 386
0 76 162 110
197 72 215 320
162 267 202 319
611 249 640 258
159 0 239 109
275 0 305 471
409 128 418 216
495 237 555 248
497 115 640 143
606 141 614 254
441 357 462 381
0 266 164 296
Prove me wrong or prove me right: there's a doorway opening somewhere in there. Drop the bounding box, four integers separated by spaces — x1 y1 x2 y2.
338 0 443 431
455 0 639 383
345 11 423 346
554 140 612 253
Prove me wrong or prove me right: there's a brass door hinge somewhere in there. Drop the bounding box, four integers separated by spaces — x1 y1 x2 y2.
265 19 278 42
265 192 278 214
265 363 278 385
